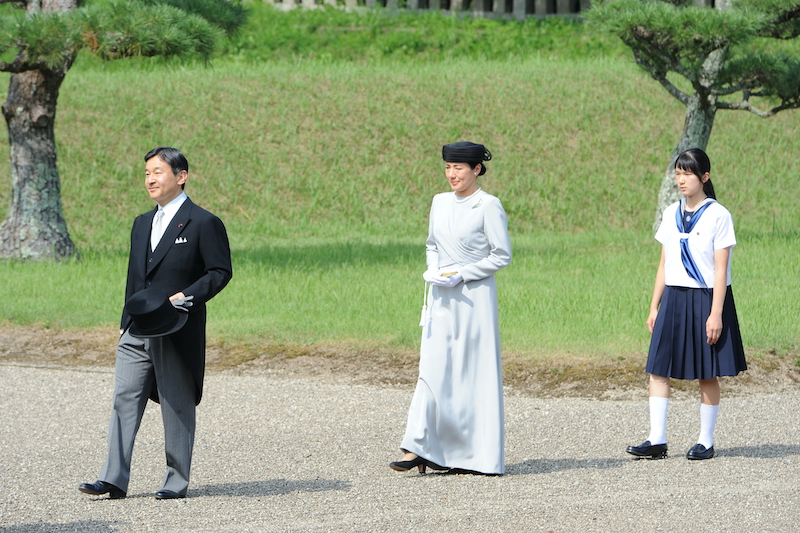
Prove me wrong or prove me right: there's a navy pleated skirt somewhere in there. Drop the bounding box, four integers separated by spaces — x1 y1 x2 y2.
646 285 747 380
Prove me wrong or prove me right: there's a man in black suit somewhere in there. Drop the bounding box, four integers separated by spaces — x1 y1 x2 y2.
79 147 232 500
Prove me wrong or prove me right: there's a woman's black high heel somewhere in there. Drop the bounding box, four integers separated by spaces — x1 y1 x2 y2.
389 456 428 473
423 459 448 471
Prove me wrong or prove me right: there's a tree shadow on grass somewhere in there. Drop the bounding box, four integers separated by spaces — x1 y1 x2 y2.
233 241 420 270
0 520 118 533
505 457 627 476
189 478 351 498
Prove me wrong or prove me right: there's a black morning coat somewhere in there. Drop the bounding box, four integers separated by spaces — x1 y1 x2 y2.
120 197 233 405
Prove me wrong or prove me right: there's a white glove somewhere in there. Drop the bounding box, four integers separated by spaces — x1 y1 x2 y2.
171 295 194 313
422 269 438 284
430 273 463 287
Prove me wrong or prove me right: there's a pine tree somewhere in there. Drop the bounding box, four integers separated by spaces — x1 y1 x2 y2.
0 0 247 260
587 0 800 228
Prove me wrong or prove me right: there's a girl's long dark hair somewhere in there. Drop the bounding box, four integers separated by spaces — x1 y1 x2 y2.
675 148 716 199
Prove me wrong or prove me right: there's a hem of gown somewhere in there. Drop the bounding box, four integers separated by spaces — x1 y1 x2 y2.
399 443 505 475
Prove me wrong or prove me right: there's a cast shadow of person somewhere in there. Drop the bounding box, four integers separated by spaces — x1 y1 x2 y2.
188 478 351 498
0 520 117 533
504 457 627 476
719 444 800 459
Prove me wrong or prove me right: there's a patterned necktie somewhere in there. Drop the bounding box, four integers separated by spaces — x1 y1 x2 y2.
675 199 714 287
150 210 165 252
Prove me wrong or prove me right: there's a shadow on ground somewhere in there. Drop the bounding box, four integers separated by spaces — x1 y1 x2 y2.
0 521 119 533
505 457 628 476
190 478 351 498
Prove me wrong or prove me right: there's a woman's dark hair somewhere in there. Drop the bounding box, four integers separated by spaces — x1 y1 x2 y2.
675 148 716 199
145 146 189 190
469 161 487 176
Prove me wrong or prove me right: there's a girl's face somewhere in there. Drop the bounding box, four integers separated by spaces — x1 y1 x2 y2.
675 166 708 199
445 162 480 197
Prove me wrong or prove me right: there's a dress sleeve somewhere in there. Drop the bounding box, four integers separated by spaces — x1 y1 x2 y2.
425 196 439 271
459 197 512 282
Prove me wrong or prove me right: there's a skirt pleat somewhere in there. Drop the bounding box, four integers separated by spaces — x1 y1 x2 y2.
646 286 747 380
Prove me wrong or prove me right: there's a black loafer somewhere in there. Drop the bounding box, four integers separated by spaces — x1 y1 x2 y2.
78 480 126 499
626 440 668 459
686 443 715 460
155 489 185 500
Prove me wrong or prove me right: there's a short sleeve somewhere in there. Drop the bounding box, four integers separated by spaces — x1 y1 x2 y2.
654 203 677 245
713 208 736 250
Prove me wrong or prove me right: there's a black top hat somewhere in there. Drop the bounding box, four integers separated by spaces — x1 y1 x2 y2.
126 288 189 338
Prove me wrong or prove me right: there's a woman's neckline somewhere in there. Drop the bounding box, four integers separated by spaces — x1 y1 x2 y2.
454 188 482 203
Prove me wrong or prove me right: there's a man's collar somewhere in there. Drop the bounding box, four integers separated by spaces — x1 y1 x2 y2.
157 193 188 215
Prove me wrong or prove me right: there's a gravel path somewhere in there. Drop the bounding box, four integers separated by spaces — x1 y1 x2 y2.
1 364 798 532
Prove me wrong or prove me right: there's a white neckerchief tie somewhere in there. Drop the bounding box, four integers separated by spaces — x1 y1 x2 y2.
150 209 165 252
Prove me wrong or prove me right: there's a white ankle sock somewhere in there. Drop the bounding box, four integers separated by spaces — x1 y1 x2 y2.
647 396 669 445
697 403 719 448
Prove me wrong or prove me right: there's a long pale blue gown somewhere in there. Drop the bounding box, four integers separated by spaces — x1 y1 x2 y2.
400 189 512 474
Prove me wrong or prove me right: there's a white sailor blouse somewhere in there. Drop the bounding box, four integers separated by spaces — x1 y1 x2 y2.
655 198 736 289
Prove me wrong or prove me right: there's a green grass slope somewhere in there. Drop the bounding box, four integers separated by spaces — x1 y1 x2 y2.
0 7 798 369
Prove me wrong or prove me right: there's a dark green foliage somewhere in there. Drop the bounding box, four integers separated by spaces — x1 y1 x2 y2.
587 0 800 114
4 10 81 70
78 2 223 61
587 0 764 67
723 51 800 105
738 0 800 39
0 0 248 71
139 0 249 36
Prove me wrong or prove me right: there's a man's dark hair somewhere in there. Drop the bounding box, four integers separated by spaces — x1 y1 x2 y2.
144 146 189 176
145 147 189 190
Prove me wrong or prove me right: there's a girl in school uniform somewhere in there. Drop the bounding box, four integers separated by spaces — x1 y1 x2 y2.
626 148 746 461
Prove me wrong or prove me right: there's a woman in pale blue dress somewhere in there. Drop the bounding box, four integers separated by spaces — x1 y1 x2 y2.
390 141 512 475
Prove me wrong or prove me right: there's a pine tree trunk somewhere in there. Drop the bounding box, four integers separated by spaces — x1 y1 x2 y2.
652 48 725 231
0 0 78 260
652 96 717 231
0 66 77 260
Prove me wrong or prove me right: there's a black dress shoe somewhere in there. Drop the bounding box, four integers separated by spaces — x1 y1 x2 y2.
423 459 449 471
686 443 715 460
390 455 449 474
78 480 126 499
155 489 185 500
626 440 668 459
390 455 428 473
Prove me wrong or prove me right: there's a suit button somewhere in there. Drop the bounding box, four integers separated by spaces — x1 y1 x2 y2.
148 258 153 263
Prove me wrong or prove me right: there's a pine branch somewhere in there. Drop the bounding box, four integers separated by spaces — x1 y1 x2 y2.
654 73 690 105
0 57 30 73
716 97 800 118
714 82 746 97
139 0 249 36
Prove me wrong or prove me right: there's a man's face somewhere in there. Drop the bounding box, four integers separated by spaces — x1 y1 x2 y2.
145 156 186 206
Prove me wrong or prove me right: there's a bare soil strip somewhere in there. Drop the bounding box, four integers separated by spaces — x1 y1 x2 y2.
2 325 798 399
